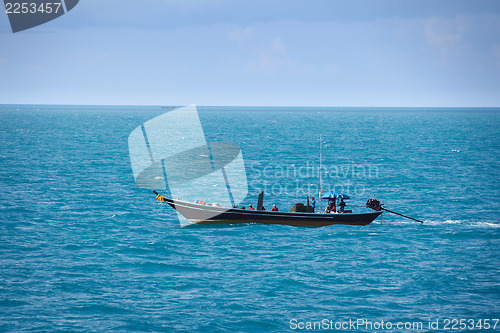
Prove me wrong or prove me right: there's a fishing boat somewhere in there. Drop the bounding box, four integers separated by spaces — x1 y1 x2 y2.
153 191 382 227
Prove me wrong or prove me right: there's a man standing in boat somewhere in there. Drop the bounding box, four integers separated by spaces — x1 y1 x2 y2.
311 197 316 213
271 204 278 211
339 198 346 213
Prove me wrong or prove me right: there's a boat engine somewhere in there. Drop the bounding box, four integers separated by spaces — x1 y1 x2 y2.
366 198 382 211
289 203 314 213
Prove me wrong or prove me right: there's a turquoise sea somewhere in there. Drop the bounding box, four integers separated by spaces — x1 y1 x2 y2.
1 105 499 332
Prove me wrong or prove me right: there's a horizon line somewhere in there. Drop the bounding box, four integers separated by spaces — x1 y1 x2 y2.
1 103 500 109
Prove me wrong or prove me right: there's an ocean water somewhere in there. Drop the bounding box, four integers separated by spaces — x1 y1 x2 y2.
0 105 499 332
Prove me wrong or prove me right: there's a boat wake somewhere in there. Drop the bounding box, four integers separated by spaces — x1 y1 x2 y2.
388 219 500 228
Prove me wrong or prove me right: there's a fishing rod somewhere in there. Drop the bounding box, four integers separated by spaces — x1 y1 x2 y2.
366 198 424 223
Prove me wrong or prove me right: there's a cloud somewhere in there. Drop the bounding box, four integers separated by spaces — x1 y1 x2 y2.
324 63 338 76
248 37 293 73
493 44 500 68
228 26 254 45
424 16 469 46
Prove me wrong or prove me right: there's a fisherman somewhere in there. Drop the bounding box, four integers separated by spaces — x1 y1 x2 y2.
325 203 335 213
339 198 346 213
331 199 336 213
249 204 255 210
271 204 278 211
311 197 316 213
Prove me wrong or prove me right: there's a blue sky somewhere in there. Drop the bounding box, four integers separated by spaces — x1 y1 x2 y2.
1 0 499 106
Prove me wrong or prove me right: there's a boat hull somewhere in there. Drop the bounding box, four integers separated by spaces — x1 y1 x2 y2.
165 199 382 227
